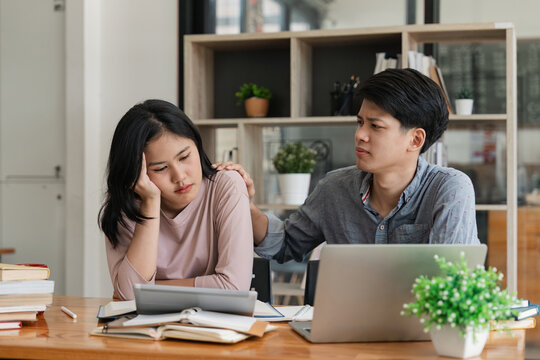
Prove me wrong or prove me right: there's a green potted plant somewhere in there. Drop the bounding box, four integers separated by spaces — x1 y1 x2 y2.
455 88 474 115
272 142 317 205
235 83 272 117
402 252 519 358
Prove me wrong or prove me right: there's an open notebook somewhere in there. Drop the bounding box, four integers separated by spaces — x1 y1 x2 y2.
91 323 277 344
91 307 273 344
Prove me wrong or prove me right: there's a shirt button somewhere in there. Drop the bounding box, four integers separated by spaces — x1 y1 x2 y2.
379 225 385 230
406 197 411 202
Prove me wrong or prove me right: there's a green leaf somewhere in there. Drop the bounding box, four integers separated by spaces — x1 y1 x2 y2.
235 83 272 105
272 142 317 174
401 252 519 331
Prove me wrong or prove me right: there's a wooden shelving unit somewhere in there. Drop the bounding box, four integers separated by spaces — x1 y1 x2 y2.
184 23 517 292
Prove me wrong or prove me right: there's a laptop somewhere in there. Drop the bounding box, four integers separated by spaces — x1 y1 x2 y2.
134 283 257 316
290 244 487 343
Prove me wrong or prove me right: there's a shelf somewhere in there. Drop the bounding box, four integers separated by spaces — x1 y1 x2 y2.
449 114 507 122
194 119 243 127
194 115 506 127
194 116 356 127
186 32 291 50
406 23 510 43
448 114 507 129
475 204 508 211
185 22 517 292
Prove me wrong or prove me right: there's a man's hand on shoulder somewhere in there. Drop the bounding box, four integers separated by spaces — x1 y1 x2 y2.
212 162 255 201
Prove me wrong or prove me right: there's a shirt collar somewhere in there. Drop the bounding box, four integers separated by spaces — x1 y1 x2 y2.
400 157 428 205
358 157 428 206
359 172 372 205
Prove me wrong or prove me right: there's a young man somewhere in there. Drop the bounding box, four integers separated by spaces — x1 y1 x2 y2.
214 68 480 263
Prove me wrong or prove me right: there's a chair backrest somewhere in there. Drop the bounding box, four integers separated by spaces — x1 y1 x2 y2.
251 257 272 303
303 260 319 306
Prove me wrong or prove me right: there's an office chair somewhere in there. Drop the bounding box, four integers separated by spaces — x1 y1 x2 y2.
250 257 272 303
303 260 319 306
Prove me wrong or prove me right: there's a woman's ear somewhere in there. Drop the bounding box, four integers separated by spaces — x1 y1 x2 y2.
408 128 426 152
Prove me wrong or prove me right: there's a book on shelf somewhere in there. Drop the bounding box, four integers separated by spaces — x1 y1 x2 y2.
90 323 277 344
490 317 536 331
0 311 37 322
373 52 386 74
373 52 399 74
0 292 53 307
0 280 54 295
0 263 50 281
422 140 446 167
0 320 22 330
428 65 453 114
511 304 539 321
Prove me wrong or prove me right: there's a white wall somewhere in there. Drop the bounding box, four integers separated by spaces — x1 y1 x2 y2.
440 0 540 38
1 0 67 294
323 0 406 29
65 0 178 297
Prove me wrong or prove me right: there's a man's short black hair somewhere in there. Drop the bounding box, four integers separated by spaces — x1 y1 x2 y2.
357 68 449 153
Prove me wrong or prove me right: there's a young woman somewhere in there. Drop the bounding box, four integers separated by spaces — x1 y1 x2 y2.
99 99 253 300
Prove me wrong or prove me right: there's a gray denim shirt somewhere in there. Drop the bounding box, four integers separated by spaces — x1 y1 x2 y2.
255 157 480 263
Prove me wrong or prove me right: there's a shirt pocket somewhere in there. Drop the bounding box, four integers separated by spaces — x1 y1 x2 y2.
391 224 430 244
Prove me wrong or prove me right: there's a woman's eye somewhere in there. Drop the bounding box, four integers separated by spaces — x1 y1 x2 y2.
372 124 380 129
357 120 364 126
179 153 190 161
154 166 167 172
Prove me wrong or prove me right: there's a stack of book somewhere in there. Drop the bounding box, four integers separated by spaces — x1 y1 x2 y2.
490 299 540 331
0 263 54 330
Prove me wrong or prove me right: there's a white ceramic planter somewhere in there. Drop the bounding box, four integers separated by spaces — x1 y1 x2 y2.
430 325 489 358
277 173 311 205
455 99 474 115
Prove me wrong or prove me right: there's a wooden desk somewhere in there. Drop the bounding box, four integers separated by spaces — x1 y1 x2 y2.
0 296 525 360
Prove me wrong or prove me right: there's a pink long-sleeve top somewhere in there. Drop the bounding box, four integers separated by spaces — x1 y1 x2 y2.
105 170 254 300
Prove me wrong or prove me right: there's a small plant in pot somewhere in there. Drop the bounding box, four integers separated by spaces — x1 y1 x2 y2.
455 88 474 115
272 142 317 205
402 252 519 358
235 83 272 118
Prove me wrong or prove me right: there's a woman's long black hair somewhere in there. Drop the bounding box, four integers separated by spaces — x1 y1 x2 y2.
99 99 216 248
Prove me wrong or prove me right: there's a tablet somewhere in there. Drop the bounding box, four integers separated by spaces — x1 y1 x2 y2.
133 283 257 316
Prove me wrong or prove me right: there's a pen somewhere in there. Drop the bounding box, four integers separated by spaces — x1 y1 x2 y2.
61 306 78 319
292 305 311 320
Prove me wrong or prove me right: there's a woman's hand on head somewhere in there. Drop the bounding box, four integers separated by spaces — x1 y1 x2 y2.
135 153 161 201
212 162 255 201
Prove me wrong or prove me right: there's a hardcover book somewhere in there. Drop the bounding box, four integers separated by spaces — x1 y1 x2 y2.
0 264 50 281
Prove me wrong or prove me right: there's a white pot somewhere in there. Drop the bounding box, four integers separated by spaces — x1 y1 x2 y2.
455 99 474 115
277 173 311 205
430 325 489 359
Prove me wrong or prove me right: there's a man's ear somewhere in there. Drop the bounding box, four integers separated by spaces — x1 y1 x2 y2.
408 128 426 152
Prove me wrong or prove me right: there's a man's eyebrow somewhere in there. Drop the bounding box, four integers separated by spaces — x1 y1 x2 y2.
357 115 384 122
148 146 190 166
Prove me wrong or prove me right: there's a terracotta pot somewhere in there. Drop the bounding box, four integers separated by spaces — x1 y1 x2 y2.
244 97 269 117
